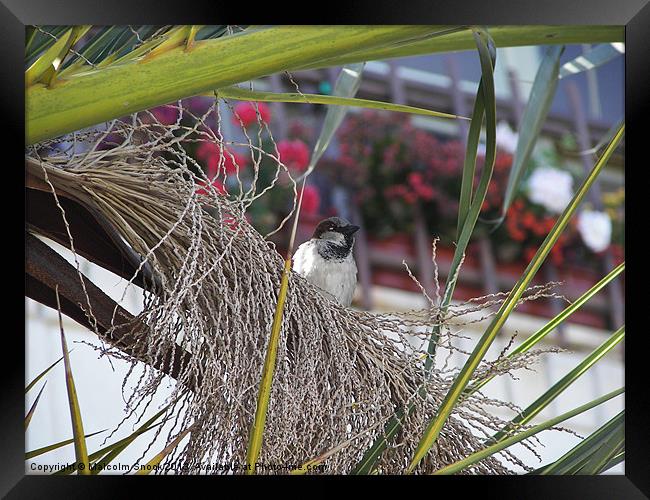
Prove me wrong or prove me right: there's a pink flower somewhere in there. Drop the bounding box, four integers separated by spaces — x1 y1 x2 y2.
195 141 217 163
278 139 310 172
415 184 435 201
195 142 248 177
300 185 321 215
231 102 271 128
408 172 424 187
150 105 179 125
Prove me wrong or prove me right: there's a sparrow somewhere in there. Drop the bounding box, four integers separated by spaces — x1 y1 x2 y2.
292 217 360 307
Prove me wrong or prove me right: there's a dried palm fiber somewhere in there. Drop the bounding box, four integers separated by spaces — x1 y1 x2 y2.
26 100 569 475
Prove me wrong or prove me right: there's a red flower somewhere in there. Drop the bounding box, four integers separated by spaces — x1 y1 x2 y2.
196 142 248 177
403 173 437 202
196 141 217 162
506 206 527 242
550 245 564 266
278 139 310 172
510 227 526 242
494 152 513 173
543 217 556 233
532 221 547 237
300 185 321 215
522 212 537 229
196 178 226 196
231 102 271 128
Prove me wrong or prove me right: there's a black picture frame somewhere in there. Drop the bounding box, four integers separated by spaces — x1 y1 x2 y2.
8 1 647 497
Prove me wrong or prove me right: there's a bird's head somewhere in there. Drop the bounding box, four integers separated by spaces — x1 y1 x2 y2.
312 217 360 246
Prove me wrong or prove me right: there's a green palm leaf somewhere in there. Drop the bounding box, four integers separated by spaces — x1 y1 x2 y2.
245 260 291 474
350 28 495 475
25 355 64 393
559 43 624 79
25 26 71 63
500 45 565 221
26 429 107 460
24 382 47 430
537 411 623 475
296 26 622 71
26 26 443 144
350 407 406 474
488 326 624 445
135 427 192 475
218 87 466 121
26 27 77 86
351 28 497 474
26 25 624 145
55 288 90 475
90 405 170 474
432 388 623 475
303 62 366 177
573 418 624 475
53 421 163 475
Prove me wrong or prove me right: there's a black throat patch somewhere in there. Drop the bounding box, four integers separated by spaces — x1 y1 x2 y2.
316 235 354 260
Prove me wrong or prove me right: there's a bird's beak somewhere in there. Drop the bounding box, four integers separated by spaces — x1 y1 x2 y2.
342 224 360 235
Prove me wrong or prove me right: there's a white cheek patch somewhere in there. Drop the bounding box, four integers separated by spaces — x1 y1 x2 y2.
321 231 345 245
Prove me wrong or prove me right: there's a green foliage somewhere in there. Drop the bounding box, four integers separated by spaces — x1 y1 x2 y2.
55 289 90 474
432 388 624 475
217 86 466 121
537 411 624 475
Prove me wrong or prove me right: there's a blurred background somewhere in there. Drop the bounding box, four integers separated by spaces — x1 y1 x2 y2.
26 40 624 474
